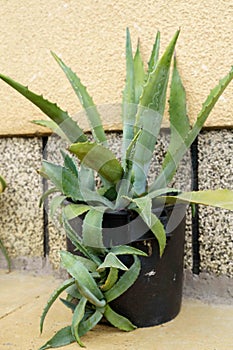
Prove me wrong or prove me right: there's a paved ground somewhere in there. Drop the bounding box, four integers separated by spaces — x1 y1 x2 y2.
0 269 232 350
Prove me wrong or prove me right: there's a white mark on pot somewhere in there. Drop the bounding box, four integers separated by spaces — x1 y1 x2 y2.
173 273 177 282
145 269 156 277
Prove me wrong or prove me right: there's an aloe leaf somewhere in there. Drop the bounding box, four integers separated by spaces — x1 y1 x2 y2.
147 31 160 74
78 164 95 191
69 141 123 184
40 278 75 333
166 56 190 154
61 150 79 177
62 215 101 265
190 66 233 140
49 195 66 218
32 120 69 141
60 251 104 300
0 175 6 193
134 39 145 103
75 281 106 308
39 326 75 350
39 187 59 207
0 238 11 272
82 207 106 249
104 256 141 302
132 31 180 194
110 245 148 257
115 130 141 209
51 52 107 145
62 203 90 220
151 65 233 190
40 161 82 201
100 267 119 291
0 73 86 143
69 255 98 272
135 30 180 125
59 297 77 312
66 284 82 300
122 28 136 165
130 196 166 256
104 304 137 331
78 310 103 337
97 252 128 272
71 297 87 347
164 189 233 210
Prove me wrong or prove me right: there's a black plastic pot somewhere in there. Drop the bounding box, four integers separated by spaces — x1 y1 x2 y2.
67 203 187 327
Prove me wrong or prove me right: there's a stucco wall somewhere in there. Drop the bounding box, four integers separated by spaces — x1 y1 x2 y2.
0 1 232 299
0 0 233 136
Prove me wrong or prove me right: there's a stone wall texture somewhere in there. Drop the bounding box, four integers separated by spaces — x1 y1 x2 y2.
0 130 232 279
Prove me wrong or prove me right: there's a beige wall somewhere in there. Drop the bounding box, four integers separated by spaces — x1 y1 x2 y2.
0 0 233 136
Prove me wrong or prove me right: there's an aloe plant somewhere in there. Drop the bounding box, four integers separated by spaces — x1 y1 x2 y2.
0 29 233 348
0 175 11 272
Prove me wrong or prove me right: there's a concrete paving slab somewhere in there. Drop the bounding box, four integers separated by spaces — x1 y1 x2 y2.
0 270 232 350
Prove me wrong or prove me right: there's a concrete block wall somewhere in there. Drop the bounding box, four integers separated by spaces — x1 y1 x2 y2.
1 130 232 282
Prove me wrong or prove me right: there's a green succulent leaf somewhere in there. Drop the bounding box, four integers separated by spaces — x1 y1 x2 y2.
62 203 90 220
110 245 148 257
61 150 79 177
39 187 59 207
68 255 98 273
51 51 107 145
71 297 87 347
0 175 6 193
62 215 101 265
0 73 86 143
164 189 233 210
129 195 166 256
122 28 136 159
75 281 106 308
78 309 103 338
104 304 137 331
151 65 233 190
97 252 128 272
82 207 107 250
32 119 69 141
136 30 180 122
69 142 123 185
78 164 95 192
147 31 160 74
49 195 66 218
104 255 141 302
100 267 119 291
39 326 75 350
66 284 82 300
60 251 104 300
134 39 145 103
166 55 190 155
40 278 75 333
40 161 82 202
59 297 77 312
132 30 180 194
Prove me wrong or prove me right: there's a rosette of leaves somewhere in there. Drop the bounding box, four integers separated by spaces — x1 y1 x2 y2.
1 29 233 348
39 220 147 348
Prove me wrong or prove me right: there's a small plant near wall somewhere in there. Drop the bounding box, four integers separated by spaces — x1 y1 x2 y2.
0 175 11 272
0 29 233 348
